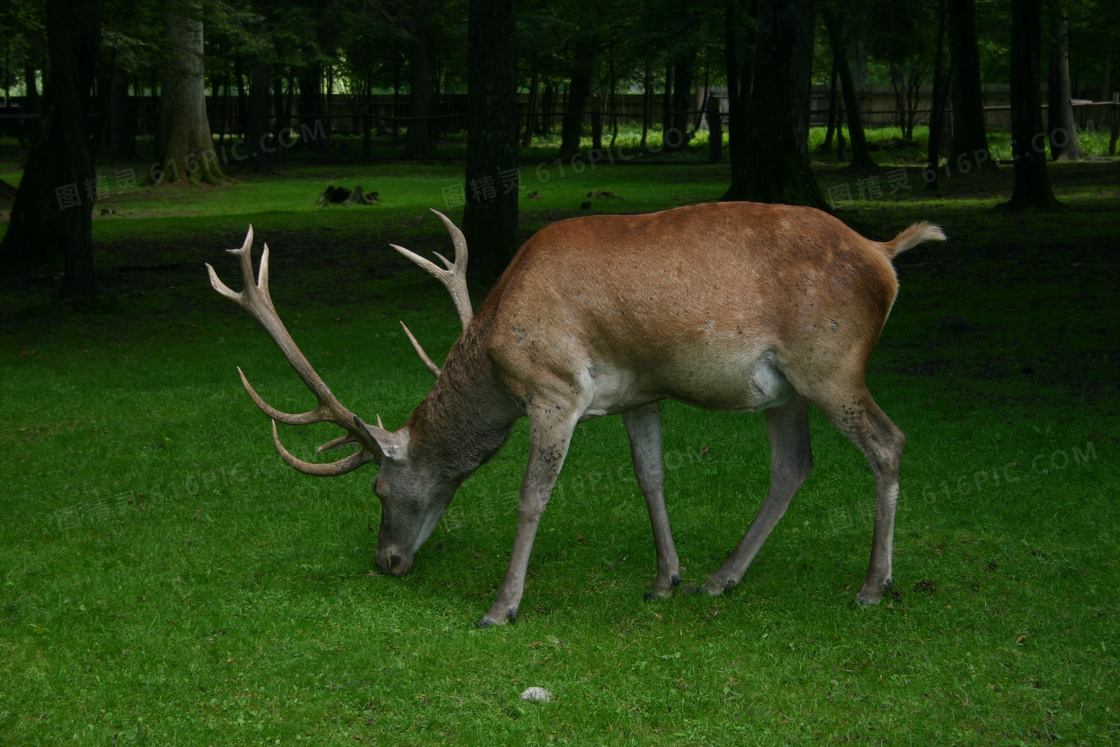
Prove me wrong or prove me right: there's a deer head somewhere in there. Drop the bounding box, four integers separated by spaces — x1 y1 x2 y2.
206 213 487 579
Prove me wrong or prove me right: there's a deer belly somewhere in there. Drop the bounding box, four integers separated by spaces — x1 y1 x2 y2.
579 351 792 418
664 350 794 413
579 363 651 419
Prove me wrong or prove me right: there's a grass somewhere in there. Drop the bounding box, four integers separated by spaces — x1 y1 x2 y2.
0 138 1118 744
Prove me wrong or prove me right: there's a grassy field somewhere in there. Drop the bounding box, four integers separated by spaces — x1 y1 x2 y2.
0 135 1118 744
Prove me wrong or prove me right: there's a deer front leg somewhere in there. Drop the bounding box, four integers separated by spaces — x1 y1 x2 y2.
704 395 814 594
622 403 681 599
478 405 577 627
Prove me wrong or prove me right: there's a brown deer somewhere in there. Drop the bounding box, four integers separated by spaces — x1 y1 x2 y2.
207 202 945 627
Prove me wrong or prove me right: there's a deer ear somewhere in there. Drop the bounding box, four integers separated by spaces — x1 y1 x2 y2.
357 417 409 462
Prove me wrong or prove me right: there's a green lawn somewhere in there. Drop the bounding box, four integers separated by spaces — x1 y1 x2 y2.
1 142 1118 744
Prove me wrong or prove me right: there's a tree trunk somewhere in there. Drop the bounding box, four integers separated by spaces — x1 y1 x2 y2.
23 58 40 113
20 54 41 147
724 0 758 189
667 51 695 150
661 65 673 136
522 70 539 147
244 58 272 172
405 0 432 158
1099 31 1113 102
299 66 324 151
926 0 950 189
154 2 225 185
822 8 875 168
640 62 651 148
462 0 518 281
284 74 295 138
559 36 598 158
272 75 288 134
1 0 104 300
541 82 554 136
590 94 603 151
1003 0 1060 210
1048 12 1083 161
234 55 246 139
609 55 619 147
707 96 722 162
947 0 995 171
722 0 827 209
109 67 136 160
820 62 838 154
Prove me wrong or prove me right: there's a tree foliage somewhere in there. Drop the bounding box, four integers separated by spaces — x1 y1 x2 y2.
2 0 1118 286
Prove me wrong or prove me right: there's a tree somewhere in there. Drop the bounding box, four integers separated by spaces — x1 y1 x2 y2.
666 32 698 151
108 68 138 160
101 0 156 163
723 0 759 183
462 0 519 281
243 56 273 172
1003 0 1060 210
722 0 828 210
1048 9 1084 161
821 6 876 168
404 0 434 157
925 0 951 189
153 0 227 185
864 0 936 143
0 0 104 299
947 0 996 171
559 35 599 157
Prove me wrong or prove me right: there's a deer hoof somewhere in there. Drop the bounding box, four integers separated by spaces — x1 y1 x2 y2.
477 606 517 627
852 578 892 607
644 572 682 600
700 577 735 596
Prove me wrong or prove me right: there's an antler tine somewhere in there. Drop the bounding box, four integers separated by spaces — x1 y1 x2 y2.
399 321 441 378
205 225 254 304
391 210 476 375
237 367 322 426
390 240 472 331
429 209 472 330
430 209 467 264
316 434 356 453
272 421 379 476
208 226 385 473
391 210 473 331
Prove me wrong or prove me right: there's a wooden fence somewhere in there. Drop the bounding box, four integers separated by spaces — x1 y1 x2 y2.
1 84 1116 141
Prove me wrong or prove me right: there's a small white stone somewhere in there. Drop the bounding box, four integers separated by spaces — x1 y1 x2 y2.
520 686 552 703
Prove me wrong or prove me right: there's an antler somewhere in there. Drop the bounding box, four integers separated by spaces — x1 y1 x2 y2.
206 226 389 476
391 209 474 377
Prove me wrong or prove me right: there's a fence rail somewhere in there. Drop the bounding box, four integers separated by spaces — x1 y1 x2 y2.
1 85 1116 142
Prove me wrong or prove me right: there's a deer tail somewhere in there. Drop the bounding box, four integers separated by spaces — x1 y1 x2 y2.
881 221 946 259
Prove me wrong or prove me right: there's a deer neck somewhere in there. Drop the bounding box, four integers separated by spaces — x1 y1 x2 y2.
406 319 515 481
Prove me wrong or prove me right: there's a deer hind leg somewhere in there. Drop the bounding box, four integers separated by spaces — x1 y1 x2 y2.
622 403 681 599
703 395 814 595
815 386 904 605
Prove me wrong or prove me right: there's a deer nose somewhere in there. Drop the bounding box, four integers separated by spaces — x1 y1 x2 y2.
377 547 413 577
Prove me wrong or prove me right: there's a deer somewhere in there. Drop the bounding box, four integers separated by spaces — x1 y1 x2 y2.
207 202 945 627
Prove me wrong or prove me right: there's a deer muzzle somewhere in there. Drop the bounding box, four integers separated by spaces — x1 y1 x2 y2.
376 545 414 577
